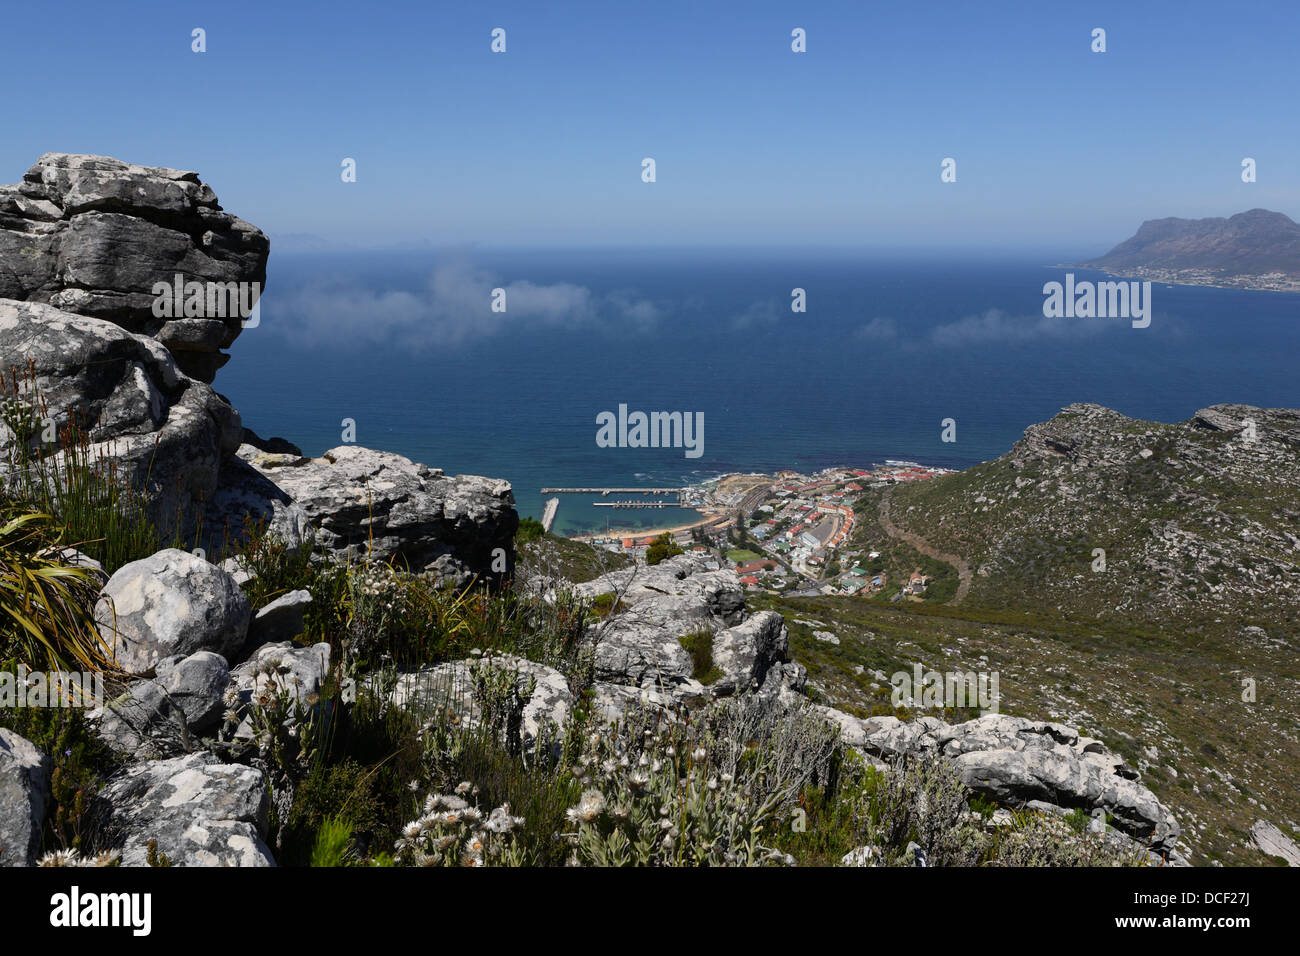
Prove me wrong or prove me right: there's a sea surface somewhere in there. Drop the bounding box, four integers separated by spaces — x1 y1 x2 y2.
216 248 1300 535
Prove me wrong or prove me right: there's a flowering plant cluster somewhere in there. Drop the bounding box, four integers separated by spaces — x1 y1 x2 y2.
393 782 527 867
558 703 816 867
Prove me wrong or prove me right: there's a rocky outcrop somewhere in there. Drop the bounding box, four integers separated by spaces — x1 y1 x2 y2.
1 154 519 585
95 549 251 674
817 711 1181 855
0 300 242 528
575 554 750 693
0 729 50 867
1250 820 1300 866
0 153 269 382
212 444 518 586
93 751 275 866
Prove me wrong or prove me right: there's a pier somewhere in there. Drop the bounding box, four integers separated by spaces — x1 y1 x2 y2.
592 500 678 509
541 487 681 496
540 497 559 532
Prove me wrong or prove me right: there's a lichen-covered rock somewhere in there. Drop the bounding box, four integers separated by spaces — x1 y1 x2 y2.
227 641 331 739
0 301 243 529
0 153 269 382
95 549 250 674
375 654 570 751
710 610 789 696
575 555 748 692
0 729 51 867
93 751 274 866
97 650 231 756
815 708 1180 855
227 444 518 587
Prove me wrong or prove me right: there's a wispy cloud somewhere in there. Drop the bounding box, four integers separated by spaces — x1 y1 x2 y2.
728 300 781 331
264 258 660 349
855 316 898 341
927 308 1109 347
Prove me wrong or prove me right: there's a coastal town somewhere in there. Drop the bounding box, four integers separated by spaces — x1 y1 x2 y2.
565 460 954 600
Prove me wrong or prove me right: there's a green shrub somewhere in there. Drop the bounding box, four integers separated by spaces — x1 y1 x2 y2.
309 817 355 867
515 517 545 544
679 628 723 684
645 533 683 566
2 363 172 574
0 687 120 854
0 504 115 673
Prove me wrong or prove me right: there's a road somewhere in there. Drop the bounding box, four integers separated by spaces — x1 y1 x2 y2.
879 486 973 603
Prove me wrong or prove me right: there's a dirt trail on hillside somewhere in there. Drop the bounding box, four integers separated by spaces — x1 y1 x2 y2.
879 486 973 604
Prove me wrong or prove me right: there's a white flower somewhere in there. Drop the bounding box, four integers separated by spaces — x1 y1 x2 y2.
37 849 79 867
565 788 607 825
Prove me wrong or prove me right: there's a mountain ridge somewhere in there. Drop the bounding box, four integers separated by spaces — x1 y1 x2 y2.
1080 208 1300 291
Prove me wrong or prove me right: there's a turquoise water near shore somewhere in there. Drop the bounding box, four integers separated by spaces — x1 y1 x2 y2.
215 249 1300 535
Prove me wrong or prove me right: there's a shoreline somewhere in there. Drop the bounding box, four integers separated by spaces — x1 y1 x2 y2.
1059 264 1300 295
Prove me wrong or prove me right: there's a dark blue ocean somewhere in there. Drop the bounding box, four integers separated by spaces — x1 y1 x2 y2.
215 249 1299 535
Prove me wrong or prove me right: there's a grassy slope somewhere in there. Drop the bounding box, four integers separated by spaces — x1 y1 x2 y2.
766 407 1300 865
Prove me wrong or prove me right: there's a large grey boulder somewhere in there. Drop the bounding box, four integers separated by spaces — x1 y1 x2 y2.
575 555 749 693
93 751 274 866
0 729 51 867
96 549 251 674
0 153 269 382
0 300 243 529
217 444 518 587
97 650 231 756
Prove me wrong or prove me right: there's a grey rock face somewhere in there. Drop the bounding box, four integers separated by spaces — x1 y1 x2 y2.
228 641 331 739
575 555 750 693
201 448 315 556
0 301 242 529
710 610 789 697
1250 820 1300 866
228 444 518 587
93 751 274 866
0 729 51 867
816 709 1180 854
375 654 571 752
0 153 269 382
98 651 231 756
95 549 250 674
245 589 312 651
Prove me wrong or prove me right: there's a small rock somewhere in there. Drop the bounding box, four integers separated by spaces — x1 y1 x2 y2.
0 729 51 867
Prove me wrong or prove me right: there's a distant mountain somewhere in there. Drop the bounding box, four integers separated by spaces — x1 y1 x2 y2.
1081 209 1300 290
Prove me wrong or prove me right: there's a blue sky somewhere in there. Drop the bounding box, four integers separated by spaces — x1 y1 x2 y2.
5 0 1296 252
